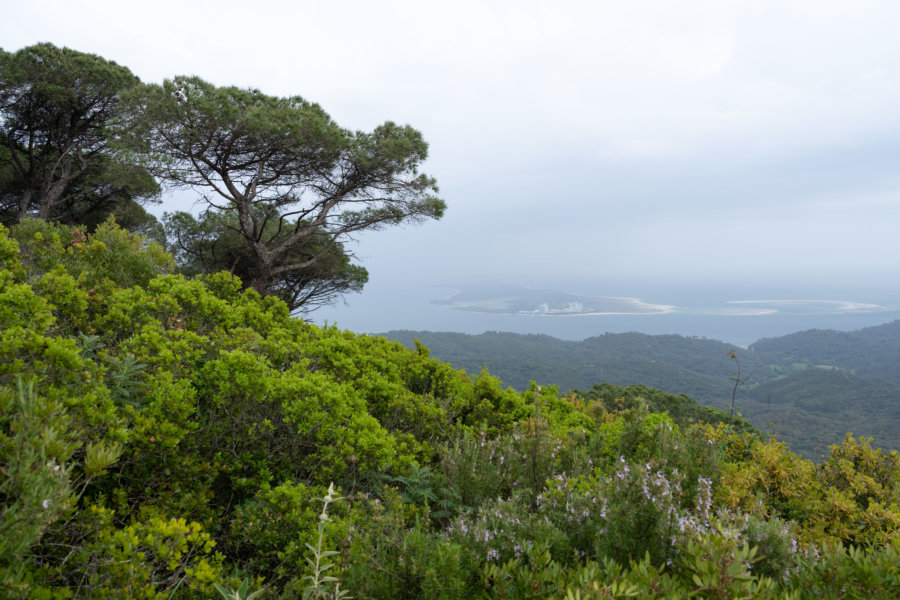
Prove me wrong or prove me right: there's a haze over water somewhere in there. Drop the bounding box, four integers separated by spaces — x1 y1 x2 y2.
314 280 900 348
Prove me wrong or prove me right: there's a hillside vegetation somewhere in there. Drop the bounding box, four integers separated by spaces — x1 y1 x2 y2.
751 321 900 385
4 221 900 599
384 329 900 458
381 330 801 404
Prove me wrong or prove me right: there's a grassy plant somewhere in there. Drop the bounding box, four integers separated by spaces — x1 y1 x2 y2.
302 483 351 600
214 577 265 600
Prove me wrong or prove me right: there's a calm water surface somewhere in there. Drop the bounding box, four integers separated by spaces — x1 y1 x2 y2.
313 281 900 348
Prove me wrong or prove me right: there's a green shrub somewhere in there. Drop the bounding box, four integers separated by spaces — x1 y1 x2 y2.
226 481 344 585
790 543 900 600
40 505 222 599
6 218 900 598
0 380 78 598
341 489 471 600
448 490 570 567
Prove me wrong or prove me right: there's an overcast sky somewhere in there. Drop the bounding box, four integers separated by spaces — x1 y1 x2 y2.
4 0 900 297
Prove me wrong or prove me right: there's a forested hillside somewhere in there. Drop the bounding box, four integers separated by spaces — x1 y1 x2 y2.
382 330 779 402
751 320 900 385
4 221 900 599
743 369 900 457
384 328 900 458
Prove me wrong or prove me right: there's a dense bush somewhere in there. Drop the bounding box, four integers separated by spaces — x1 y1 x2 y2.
2 220 900 598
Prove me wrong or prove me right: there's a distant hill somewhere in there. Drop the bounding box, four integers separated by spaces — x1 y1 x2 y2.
382 321 900 458
751 320 900 385
741 369 900 458
382 330 785 406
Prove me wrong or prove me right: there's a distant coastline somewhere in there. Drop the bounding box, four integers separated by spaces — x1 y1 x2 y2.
451 300 677 317
433 285 674 316
314 281 900 348
431 285 892 319
726 299 885 312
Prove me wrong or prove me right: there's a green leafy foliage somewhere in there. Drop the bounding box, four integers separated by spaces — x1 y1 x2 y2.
0 43 159 227
214 578 265 600
340 488 469 600
55 506 222 599
2 220 900 598
163 210 368 312
790 543 900 599
0 379 77 595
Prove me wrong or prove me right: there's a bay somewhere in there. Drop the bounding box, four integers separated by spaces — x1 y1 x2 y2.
312 281 900 348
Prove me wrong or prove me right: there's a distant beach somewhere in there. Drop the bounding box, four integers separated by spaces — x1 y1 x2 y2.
434 285 675 316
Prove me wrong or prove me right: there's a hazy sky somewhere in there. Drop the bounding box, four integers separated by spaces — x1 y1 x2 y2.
4 0 900 296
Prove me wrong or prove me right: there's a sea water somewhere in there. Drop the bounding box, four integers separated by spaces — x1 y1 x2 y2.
312 281 900 348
